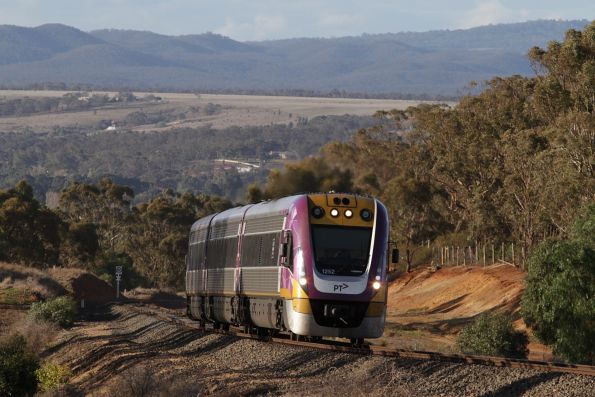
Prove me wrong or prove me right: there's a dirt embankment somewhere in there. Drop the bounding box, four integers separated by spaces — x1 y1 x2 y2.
0 262 116 306
388 265 524 329
382 265 551 360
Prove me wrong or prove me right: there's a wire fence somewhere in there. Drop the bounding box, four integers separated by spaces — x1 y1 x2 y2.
407 241 528 271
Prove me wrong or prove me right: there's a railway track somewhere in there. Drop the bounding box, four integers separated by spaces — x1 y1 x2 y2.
125 302 595 377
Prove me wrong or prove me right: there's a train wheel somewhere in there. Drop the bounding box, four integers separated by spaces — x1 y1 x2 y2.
213 322 221 330
222 323 230 331
350 338 364 347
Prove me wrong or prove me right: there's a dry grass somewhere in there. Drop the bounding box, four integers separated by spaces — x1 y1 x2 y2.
4 317 60 355
308 362 415 397
0 89 448 133
109 366 203 397
0 262 66 301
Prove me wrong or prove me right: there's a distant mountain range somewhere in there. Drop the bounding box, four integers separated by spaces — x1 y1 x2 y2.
0 20 589 97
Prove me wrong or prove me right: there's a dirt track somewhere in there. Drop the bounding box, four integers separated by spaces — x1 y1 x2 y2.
42 304 593 396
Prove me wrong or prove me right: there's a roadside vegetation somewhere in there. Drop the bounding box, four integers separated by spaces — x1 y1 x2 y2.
0 334 39 397
521 204 594 364
457 313 529 358
0 296 75 396
28 296 76 327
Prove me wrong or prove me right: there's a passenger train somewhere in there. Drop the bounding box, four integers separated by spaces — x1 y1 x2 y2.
185 193 396 344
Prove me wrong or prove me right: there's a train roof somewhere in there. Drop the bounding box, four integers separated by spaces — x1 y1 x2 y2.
190 194 304 232
189 193 379 232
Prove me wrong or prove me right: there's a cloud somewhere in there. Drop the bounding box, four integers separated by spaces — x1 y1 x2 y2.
459 0 515 28
215 14 287 41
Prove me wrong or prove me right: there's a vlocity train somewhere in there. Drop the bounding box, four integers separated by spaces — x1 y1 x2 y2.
185 193 396 344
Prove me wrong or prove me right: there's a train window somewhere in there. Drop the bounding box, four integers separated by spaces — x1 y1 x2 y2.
311 225 372 276
240 232 280 267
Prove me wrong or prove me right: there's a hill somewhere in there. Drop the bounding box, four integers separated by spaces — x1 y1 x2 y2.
0 20 588 96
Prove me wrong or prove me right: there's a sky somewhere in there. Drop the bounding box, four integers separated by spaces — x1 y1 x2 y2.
0 0 592 41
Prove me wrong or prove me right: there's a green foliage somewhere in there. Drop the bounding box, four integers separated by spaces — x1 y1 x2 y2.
35 362 71 392
521 216 595 363
0 180 62 266
29 296 77 327
570 203 595 247
0 334 39 397
457 313 529 358
61 222 99 266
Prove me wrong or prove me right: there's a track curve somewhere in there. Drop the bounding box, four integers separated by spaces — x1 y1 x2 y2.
125 302 595 377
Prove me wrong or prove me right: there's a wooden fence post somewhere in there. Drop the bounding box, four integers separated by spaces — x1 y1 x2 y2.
456 245 459 266
501 242 505 262
522 246 526 270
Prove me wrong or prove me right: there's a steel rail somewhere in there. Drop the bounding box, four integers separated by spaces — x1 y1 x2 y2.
123 302 595 377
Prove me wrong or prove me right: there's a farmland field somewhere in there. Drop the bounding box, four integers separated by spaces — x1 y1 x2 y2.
0 90 450 132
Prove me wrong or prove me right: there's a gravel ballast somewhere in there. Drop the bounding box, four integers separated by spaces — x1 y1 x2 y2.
48 304 594 396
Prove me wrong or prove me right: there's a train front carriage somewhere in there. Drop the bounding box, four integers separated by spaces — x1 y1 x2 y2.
185 193 390 340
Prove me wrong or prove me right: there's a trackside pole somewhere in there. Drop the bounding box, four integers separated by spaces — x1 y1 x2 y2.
115 266 123 299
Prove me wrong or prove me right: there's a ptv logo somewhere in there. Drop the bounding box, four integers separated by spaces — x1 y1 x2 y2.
333 283 349 292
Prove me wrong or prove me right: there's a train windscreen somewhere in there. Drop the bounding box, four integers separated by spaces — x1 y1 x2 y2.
311 225 372 276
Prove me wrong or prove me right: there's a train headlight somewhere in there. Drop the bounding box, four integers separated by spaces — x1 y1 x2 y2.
344 209 353 218
299 277 307 286
360 209 372 221
311 206 325 218
330 208 339 217
372 281 381 290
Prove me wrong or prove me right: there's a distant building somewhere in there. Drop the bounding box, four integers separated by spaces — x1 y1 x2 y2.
213 159 260 173
105 121 118 131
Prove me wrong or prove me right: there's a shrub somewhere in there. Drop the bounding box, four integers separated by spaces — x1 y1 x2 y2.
0 334 39 396
10 319 59 355
521 239 594 364
35 362 71 393
29 296 76 327
112 367 203 397
119 366 157 397
457 312 528 358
